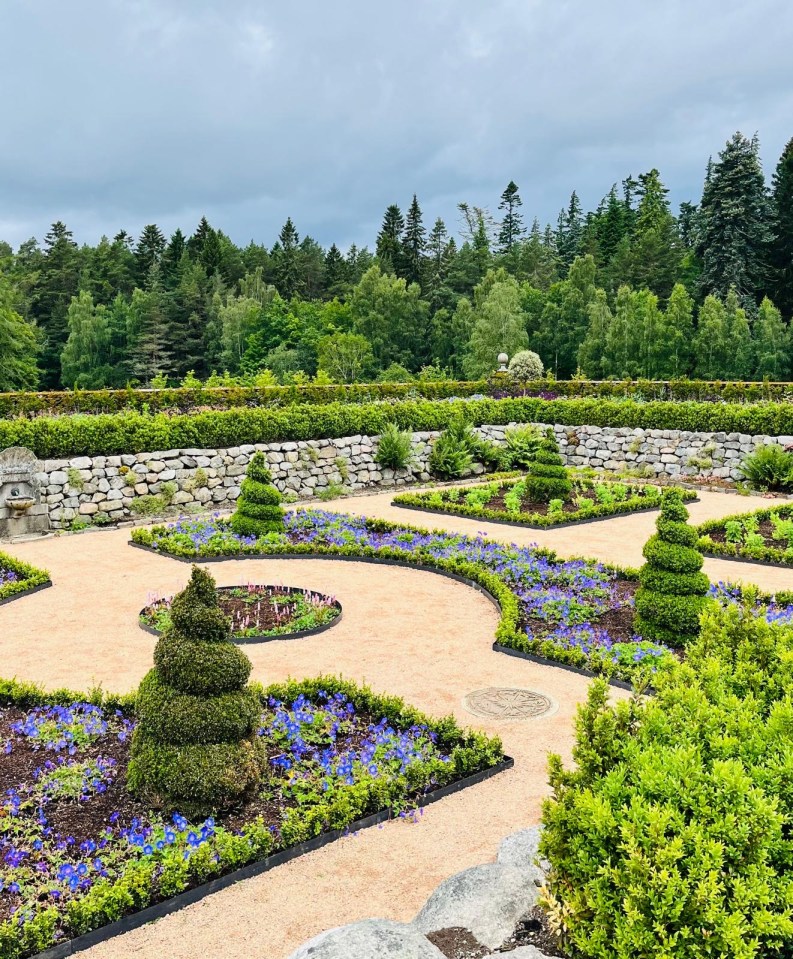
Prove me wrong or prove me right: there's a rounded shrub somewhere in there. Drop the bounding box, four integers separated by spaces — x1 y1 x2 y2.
634 489 709 648
128 566 264 816
524 430 571 503
508 349 544 382
230 452 284 537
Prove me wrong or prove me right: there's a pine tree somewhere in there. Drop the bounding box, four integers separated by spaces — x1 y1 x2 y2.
402 195 426 287
230 452 285 537
60 291 111 388
697 132 772 302
634 489 709 648
753 297 790 380
128 566 264 815
497 181 524 254
376 204 405 276
770 137 793 317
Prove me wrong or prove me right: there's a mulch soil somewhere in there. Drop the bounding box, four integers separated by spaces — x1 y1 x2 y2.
473 486 648 518
428 907 568 957
706 518 780 548
521 579 638 645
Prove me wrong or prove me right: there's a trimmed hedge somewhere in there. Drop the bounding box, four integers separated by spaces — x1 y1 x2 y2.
7 396 793 460
0 551 51 602
524 431 571 502
230 453 284 537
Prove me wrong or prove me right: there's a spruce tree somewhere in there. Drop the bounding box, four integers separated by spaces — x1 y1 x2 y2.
128 566 264 816
273 218 301 298
376 204 405 276
556 192 584 267
33 221 79 388
497 181 525 254
402 195 426 287
697 132 771 302
770 136 793 317
324 243 348 298
135 224 166 285
230 452 285 537
634 489 709 648
626 169 681 299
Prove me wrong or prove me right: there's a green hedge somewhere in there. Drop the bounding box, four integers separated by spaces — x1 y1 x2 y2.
0 380 489 418
0 551 51 602
7 397 793 460
697 504 793 567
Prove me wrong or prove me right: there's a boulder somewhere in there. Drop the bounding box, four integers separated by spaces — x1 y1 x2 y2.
286 919 444 959
413 863 538 950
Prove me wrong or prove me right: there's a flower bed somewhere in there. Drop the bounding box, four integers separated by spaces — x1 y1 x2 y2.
0 553 51 607
697 504 793 567
393 479 696 528
140 584 342 643
0 676 504 958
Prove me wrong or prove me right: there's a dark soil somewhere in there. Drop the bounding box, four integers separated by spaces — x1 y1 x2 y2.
706 518 781 548
428 907 568 957
472 484 650 518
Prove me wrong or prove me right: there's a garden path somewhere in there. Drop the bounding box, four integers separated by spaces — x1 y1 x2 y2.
0 487 789 959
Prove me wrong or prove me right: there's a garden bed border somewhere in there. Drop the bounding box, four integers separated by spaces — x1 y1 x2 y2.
30 754 514 959
0 580 52 609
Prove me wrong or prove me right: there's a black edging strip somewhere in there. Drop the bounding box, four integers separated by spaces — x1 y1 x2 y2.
30 754 514 959
138 588 343 645
392 496 699 531
699 549 793 570
129 541 639 690
0 580 52 608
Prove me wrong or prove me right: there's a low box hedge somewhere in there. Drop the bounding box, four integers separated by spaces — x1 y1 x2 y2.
697 503 793 567
5 396 793 460
0 551 51 603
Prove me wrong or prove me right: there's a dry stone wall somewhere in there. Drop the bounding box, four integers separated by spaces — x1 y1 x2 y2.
33 423 788 528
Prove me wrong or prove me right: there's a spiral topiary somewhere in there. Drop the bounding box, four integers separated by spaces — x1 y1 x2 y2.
230 452 284 538
127 566 264 816
525 429 572 503
634 488 710 648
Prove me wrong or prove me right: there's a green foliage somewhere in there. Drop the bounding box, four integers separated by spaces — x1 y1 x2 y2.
507 349 544 382
739 443 793 491
427 416 503 479
128 566 264 815
503 424 543 469
524 431 571 503
698 505 793 567
375 422 415 470
634 489 709 647
230 453 284 537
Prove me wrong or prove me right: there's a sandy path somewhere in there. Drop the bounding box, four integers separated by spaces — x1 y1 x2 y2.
0 487 789 958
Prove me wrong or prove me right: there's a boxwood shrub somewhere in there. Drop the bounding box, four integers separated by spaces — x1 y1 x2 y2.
0 551 51 603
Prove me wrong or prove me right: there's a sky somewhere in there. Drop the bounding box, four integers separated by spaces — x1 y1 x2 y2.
1 0 792 253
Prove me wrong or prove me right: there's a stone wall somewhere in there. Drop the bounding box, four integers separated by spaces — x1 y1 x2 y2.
33 423 785 529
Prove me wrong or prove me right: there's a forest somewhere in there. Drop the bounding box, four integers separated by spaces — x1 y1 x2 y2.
0 130 792 393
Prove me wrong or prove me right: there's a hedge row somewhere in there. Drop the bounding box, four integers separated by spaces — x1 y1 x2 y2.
499 378 793 403
8 396 793 460
0 551 51 602
0 380 488 418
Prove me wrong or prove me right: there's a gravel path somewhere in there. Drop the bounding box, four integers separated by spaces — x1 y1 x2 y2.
0 488 789 959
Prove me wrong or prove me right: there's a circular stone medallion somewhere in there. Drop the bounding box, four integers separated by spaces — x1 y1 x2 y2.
463 687 556 720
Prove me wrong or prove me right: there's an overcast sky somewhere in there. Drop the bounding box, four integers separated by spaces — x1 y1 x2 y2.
2 0 792 252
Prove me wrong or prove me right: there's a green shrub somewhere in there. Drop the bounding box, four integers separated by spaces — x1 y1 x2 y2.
524 431 571 503
738 443 793 491
429 419 475 479
503 424 543 469
634 489 709 647
128 566 264 815
507 350 544 382
375 422 415 470
229 453 284 537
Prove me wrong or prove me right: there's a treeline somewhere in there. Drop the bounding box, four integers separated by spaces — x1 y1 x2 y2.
0 130 791 392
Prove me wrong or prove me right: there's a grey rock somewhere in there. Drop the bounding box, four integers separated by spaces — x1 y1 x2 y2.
286 919 444 959
505 948 555 959
69 456 92 470
414 863 538 950
497 827 543 873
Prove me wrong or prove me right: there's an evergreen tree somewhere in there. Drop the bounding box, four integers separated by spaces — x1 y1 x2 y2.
497 181 524 254
402 194 426 287
0 279 39 391
127 271 173 383
323 243 348 298
60 291 111 388
556 192 584 267
626 169 681 299
33 221 80 388
753 296 790 380
128 566 264 815
463 278 529 377
519 219 559 289
273 218 301 298
187 216 214 260
376 204 405 276
135 224 166 285
597 186 630 264
697 132 772 302
694 294 731 379
161 228 187 287
769 137 793 317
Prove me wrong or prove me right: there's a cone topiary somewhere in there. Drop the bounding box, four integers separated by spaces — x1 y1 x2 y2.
230 452 284 538
127 566 264 816
634 488 710 648
525 429 572 503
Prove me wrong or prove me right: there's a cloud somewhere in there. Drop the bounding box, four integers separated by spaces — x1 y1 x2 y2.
0 0 790 250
